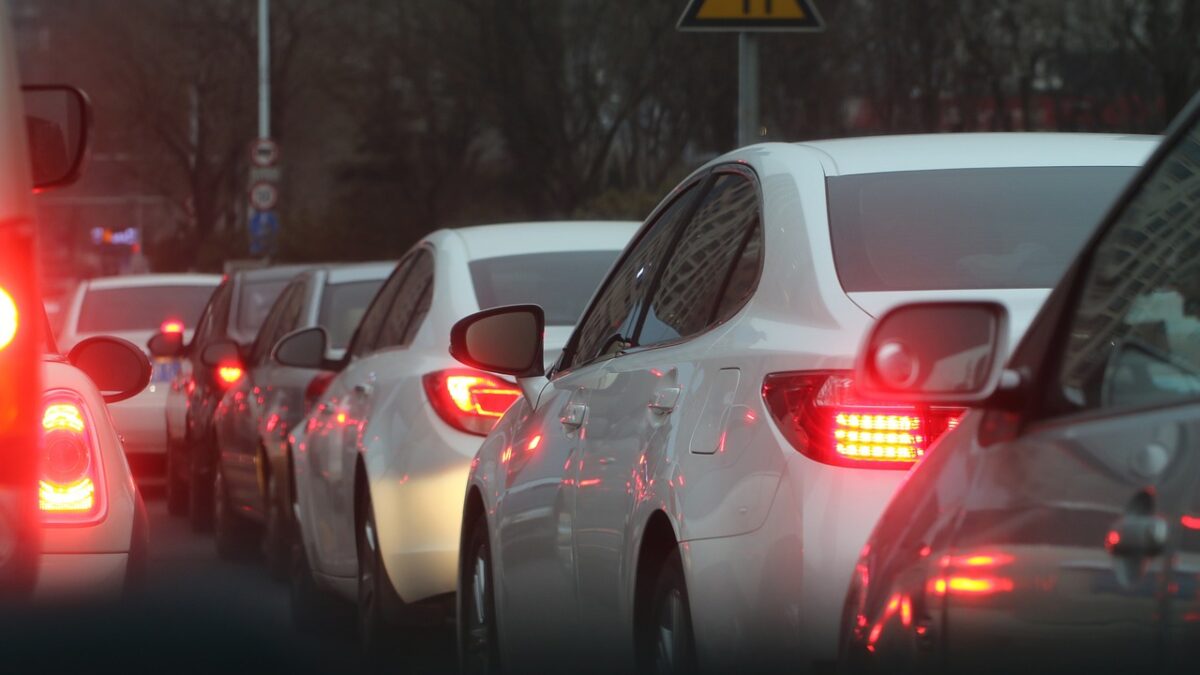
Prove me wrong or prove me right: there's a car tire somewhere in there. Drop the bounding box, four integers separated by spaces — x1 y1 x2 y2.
262 469 289 581
165 440 188 517
357 488 393 658
637 547 698 675
214 469 260 560
459 510 501 675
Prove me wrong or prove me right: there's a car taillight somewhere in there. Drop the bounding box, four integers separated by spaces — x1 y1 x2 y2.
423 368 521 436
160 319 184 334
0 285 16 351
762 371 962 469
217 364 243 386
39 393 106 524
305 371 336 411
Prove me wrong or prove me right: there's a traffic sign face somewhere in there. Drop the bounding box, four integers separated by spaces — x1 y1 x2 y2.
250 138 279 167
249 181 279 211
677 0 824 31
248 210 280 256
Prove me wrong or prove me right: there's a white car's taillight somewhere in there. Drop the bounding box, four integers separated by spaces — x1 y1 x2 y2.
40 392 106 525
423 368 522 436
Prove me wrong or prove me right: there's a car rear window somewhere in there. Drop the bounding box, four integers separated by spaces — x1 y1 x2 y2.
469 250 622 326
75 284 215 333
828 166 1138 292
318 280 386 349
236 279 289 335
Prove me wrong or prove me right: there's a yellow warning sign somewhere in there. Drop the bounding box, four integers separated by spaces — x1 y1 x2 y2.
678 0 824 31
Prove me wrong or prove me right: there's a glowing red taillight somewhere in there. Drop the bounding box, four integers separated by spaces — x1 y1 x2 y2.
762 371 963 469
217 364 243 385
305 371 336 411
39 394 105 524
0 285 16 351
160 319 184 334
423 368 521 436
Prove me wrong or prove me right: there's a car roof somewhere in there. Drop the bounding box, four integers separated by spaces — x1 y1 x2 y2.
324 262 397 284
794 132 1161 176
447 221 640 260
231 264 316 284
84 273 222 290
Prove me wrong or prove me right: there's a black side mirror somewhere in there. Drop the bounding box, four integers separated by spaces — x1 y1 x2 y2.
147 331 185 358
273 326 328 369
22 85 91 190
450 304 545 378
68 336 151 403
200 339 242 369
856 301 1009 405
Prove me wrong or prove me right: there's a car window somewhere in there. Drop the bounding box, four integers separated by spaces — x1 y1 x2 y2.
75 284 215 334
1057 120 1200 412
636 172 761 347
349 257 413 359
318 279 387 350
194 283 230 347
249 284 295 365
235 278 290 336
469 250 623 326
377 249 434 350
564 184 702 369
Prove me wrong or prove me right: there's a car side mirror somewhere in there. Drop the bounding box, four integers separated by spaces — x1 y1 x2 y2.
856 301 1009 405
22 85 91 190
273 326 328 369
68 336 151 403
200 339 242 369
147 331 185 358
450 304 545 378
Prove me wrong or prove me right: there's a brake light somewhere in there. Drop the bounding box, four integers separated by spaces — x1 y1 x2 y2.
423 368 521 436
0 286 16 351
217 365 243 385
39 394 106 524
160 319 184 334
305 371 336 411
762 371 962 469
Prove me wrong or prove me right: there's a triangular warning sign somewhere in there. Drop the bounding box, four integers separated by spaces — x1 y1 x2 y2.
677 0 825 32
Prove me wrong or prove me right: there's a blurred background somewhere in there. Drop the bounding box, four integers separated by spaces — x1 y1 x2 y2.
13 0 1200 293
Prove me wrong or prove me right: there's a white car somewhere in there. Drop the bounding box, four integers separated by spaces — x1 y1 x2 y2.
287 221 637 648
38 312 151 600
57 274 221 485
449 134 1158 673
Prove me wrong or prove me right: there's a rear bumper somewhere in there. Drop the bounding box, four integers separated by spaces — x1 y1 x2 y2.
35 553 128 602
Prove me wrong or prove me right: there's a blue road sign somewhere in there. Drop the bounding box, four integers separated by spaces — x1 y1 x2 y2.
249 210 280 256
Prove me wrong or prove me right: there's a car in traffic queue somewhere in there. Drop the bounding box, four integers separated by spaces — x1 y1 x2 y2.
286 222 638 651
210 262 392 573
149 265 311 530
839 100 1200 675
38 308 152 600
448 133 1160 674
56 273 221 486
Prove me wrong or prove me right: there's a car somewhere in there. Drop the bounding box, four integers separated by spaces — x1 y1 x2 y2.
56 274 221 485
211 262 392 572
149 265 312 529
448 133 1160 673
288 221 638 650
839 102 1200 674
37 307 152 600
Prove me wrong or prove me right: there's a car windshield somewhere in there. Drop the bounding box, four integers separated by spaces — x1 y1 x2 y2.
470 250 621 326
318 279 386 349
236 279 289 335
75 284 215 333
828 166 1139 292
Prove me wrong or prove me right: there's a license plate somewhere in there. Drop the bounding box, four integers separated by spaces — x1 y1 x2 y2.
152 359 182 383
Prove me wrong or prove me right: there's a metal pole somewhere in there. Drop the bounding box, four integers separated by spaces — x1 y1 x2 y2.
737 31 759 147
258 0 270 139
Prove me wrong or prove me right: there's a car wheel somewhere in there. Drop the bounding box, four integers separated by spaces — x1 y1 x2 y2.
638 548 697 675
460 510 500 675
262 469 289 581
214 469 259 560
165 439 188 517
357 488 392 656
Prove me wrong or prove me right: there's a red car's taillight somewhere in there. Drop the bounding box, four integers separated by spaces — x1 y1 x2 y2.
216 364 243 386
305 371 336 411
39 393 106 524
762 371 963 470
423 368 521 436
0 286 16 351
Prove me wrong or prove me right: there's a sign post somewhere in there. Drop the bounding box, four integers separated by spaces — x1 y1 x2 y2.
678 0 825 147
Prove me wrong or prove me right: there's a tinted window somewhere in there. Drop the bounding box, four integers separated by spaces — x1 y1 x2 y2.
318 280 386 350
638 174 761 346
1058 124 1200 412
249 284 299 365
76 284 215 333
469 251 622 326
350 258 411 358
828 166 1139 292
236 278 290 335
377 250 434 350
568 184 699 368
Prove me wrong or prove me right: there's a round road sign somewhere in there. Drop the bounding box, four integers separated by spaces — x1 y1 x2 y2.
249 181 279 210
250 138 279 167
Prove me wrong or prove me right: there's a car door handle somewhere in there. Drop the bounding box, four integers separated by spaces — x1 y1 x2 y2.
561 403 587 429
649 387 682 414
1106 513 1169 558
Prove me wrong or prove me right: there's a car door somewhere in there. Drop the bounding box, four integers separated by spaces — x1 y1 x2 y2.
492 181 702 665
573 169 765 657
307 258 410 577
940 114 1200 674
